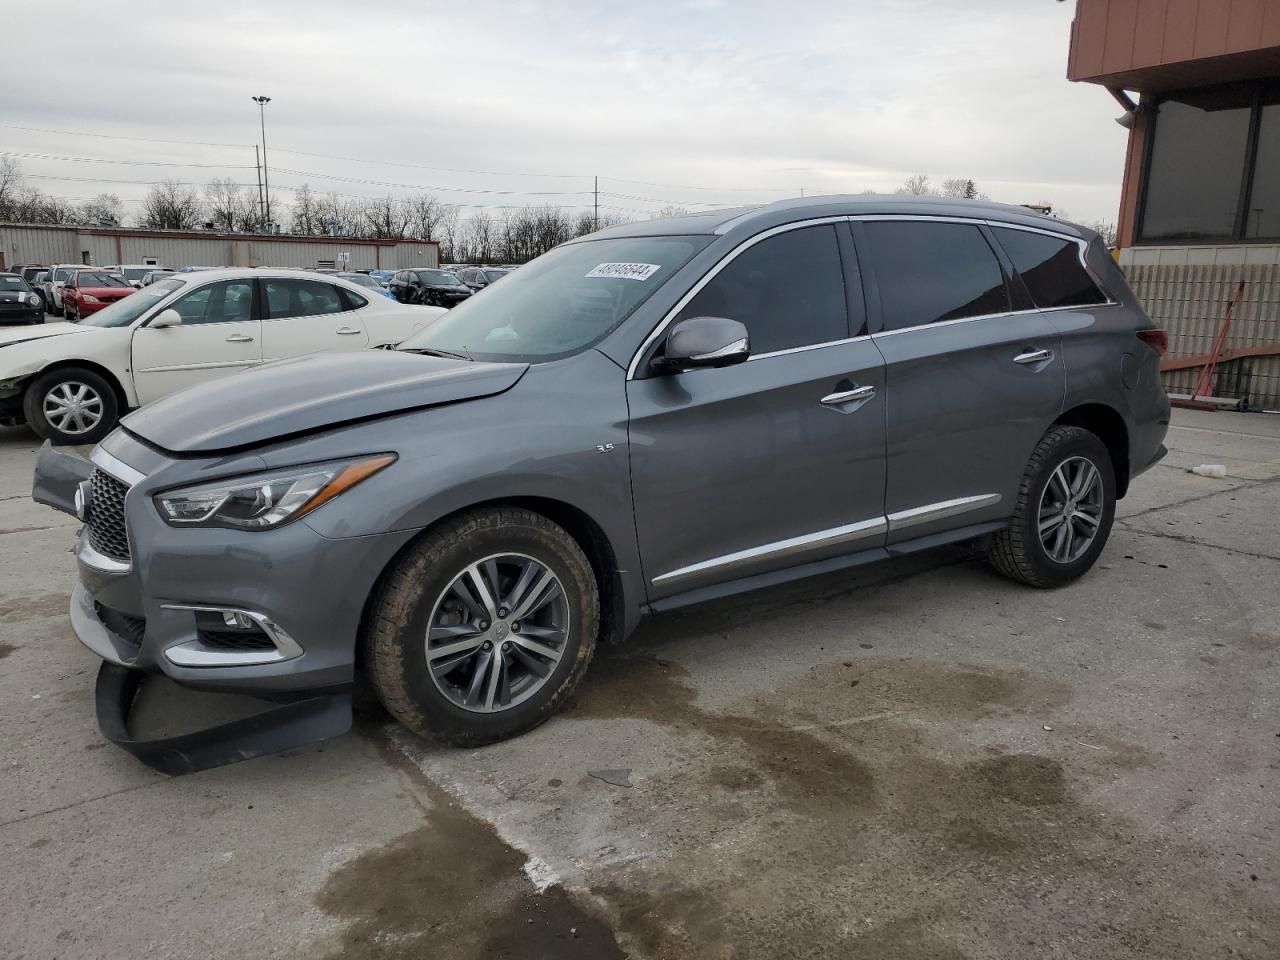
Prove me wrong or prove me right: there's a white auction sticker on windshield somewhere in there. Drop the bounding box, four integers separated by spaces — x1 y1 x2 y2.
585 262 661 281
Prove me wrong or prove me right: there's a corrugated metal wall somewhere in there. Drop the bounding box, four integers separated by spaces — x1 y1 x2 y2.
1124 260 1280 408
0 224 439 272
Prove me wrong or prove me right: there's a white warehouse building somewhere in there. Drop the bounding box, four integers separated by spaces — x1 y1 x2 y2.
0 223 440 273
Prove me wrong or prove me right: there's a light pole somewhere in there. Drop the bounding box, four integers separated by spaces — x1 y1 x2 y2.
252 95 272 232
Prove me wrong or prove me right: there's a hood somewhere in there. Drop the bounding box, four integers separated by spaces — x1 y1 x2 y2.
0 322 85 347
121 349 530 454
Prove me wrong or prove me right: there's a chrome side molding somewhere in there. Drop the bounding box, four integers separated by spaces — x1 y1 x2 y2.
652 516 888 585
652 493 1003 585
886 494 1002 531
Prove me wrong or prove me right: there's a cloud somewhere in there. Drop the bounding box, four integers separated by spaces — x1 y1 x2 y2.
1 0 1124 224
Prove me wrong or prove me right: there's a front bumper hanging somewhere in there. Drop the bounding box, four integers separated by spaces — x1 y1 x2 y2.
94 663 352 776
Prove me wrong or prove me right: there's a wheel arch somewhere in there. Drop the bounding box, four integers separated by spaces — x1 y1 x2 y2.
356 494 630 671
1054 403 1130 497
33 358 132 414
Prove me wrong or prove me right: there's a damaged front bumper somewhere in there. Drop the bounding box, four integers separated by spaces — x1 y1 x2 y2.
32 438 411 774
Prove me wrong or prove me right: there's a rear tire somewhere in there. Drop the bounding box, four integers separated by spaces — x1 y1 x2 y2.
365 507 599 746
23 367 120 445
988 425 1116 588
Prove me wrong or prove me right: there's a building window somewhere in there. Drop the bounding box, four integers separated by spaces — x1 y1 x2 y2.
1140 86 1280 245
1140 98 1251 243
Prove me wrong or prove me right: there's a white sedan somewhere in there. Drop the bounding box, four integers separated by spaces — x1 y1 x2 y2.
0 268 444 444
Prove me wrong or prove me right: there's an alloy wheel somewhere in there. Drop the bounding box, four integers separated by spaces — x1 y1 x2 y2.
424 553 570 713
42 381 105 436
1038 455 1103 564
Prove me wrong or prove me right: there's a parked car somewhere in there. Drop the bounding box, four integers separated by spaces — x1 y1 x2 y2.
1 268 443 444
31 196 1169 755
30 271 49 311
61 270 135 322
105 265 168 289
389 268 473 307
42 264 85 315
140 270 176 287
0 272 44 325
368 269 394 287
10 264 46 285
456 266 511 291
338 271 397 300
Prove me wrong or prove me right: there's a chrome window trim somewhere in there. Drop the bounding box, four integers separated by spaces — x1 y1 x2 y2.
91 446 145 486
748 334 872 361
629 211 1120 377
626 216 851 380
887 493 1002 531
652 516 887 585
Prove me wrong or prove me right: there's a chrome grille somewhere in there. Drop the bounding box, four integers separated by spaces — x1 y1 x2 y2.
87 469 131 563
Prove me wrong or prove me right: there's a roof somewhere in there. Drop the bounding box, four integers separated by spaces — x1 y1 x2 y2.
586 194 1086 241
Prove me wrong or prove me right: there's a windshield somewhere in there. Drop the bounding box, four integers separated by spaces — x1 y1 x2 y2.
399 235 708 361
1 275 31 292
76 272 129 287
341 273 380 289
483 269 510 282
122 267 152 281
53 267 75 282
81 278 185 328
417 270 461 285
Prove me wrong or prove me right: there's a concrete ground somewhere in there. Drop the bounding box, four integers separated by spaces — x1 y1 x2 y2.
1 408 1278 959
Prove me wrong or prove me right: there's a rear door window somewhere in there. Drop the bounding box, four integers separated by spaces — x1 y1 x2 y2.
263 279 346 319
863 221 1009 331
991 227 1108 309
676 224 849 355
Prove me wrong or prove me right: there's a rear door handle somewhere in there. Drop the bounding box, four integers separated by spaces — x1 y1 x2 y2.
1013 348 1053 365
335 326 362 336
820 384 876 406
225 333 254 343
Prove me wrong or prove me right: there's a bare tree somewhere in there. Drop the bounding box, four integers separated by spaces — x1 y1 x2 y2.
205 178 255 231
0 157 22 217
362 195 410 239
1081 219 1117 247
897 174 934 196
940 177 988 200
405 194 459 243
138 180 204 230
651 204 691 219
310 192 363 237
455 211 498 263
81 193 123 226
289 184 322 235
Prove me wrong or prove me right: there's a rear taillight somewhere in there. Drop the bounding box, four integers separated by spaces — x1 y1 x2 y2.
1137 329 1168 357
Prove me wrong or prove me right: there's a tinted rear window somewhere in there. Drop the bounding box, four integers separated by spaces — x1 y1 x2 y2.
863 221 1009 331
992 228 1108 309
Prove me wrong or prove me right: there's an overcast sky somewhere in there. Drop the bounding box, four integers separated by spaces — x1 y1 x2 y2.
1 0 1127 226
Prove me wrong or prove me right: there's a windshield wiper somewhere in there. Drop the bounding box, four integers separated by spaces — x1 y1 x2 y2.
400 346 471 361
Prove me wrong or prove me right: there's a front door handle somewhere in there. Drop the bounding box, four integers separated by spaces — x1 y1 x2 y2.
335 326 362 335
821 384 876 406
225 333 254 343
1013 348 1053 365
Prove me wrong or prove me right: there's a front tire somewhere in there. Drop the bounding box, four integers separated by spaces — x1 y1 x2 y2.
987 425 1116 588
365 507 600 746
23 367 120 445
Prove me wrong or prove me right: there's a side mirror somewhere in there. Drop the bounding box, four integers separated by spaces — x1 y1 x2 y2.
150 308 183 329
654 316 750 372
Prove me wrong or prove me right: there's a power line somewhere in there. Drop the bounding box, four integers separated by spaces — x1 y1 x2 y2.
270 165 592 197
0 122 250 149
1 151 256 169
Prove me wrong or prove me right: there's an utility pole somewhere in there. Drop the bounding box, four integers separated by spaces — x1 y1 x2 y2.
593 175 599 231
252 95 272 232
254 145 265 226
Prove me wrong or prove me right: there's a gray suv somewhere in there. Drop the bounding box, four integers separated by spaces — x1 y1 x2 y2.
34 196 1169 754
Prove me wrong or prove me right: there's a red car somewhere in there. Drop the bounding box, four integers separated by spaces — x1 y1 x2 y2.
62 269 134 321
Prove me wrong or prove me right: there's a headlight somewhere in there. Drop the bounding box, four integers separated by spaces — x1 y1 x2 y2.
82 294 100 303
154 455 395 529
